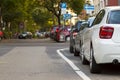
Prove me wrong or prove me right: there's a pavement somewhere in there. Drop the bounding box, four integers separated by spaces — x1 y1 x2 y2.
0 46 81 80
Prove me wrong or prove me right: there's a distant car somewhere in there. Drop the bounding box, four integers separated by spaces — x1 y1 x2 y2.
55 26 71 42
69 20 84 53
81 6 120 73
50 25 61 40
18 32 32 39
0 31 3 40
18 32 27 39
45 32 50 38
50 26 56 39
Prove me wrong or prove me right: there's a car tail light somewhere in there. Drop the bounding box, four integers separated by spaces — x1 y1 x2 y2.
73 32 78 39
99 26 114 39
56 28 59 32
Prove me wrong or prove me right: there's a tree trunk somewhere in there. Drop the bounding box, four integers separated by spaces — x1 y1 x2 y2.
57 15 61 26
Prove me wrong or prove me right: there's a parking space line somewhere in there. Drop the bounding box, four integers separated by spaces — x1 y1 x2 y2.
57 48 91 80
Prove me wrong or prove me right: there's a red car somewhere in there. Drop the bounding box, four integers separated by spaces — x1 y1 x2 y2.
0 31 3 40
50 25 61 40
55 25 71 42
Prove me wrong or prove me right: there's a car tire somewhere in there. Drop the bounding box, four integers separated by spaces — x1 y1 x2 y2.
80 46 89 64
65 36 70 42
74 47 79 56
69 46 74 53
81 54 89 65
18 35 22 39
90 45 101 73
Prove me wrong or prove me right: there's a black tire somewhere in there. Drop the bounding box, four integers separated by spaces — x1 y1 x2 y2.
18 35 23 39
80 46 89 64
74 47 79 56
65 36 70 42
69 46 74 53
81 54 89 65
90 45 101 73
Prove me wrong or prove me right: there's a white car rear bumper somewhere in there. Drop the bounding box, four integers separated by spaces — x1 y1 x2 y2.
93 39 120 64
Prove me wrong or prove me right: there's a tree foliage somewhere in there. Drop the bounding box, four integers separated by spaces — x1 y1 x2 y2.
32 7 52 30
69 0 85 15
38 0 85 25
0 0 85 38
0 0 52 37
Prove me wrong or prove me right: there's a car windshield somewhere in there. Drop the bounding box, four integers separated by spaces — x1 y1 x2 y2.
108 10 120 24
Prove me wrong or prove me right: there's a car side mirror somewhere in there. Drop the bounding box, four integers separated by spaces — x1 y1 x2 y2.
82 22 90 28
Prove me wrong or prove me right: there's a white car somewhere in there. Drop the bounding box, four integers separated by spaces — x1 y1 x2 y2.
81 6 120 73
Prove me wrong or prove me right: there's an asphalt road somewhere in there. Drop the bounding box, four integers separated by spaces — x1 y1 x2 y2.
0 38 120 80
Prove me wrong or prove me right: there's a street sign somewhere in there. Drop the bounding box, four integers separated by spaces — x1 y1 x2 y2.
61 2 67 15
60 3 67 8
84 5 94 10
61 8 66 14
63 13 71 20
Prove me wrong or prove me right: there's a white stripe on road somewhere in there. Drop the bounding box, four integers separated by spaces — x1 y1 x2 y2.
57 48 91 80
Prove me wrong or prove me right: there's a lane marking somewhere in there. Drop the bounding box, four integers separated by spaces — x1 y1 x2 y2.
57 48 91 80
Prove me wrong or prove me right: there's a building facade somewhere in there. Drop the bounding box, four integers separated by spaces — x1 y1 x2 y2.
104 0 120 6
93 0 120 15
93 0 104 14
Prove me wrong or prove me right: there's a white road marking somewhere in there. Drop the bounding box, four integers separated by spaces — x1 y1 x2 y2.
57 48 91 80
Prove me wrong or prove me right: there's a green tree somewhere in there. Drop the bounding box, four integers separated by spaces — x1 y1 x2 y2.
32 7 52 30
0 0 38 38
69 0 85 15
38 0 85 25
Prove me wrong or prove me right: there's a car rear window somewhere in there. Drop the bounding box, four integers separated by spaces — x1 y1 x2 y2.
108 10 120 24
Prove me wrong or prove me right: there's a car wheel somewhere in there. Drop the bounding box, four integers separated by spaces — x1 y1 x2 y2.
18 35 22 39
90 45 101 73
74 46 79 56
65 36 70 41
69 46 74 53
81 54 89 65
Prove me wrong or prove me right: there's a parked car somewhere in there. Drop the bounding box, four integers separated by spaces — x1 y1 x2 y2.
74 17 95 56
45 32 50 38
0 31 3 40
81 6 120 73
69 20 85 53
50 26 56 39
50 25 61 40
55 25 71 42
18 32 32 39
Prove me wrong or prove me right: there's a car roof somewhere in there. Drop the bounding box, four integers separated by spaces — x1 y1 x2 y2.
105 6 120 11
